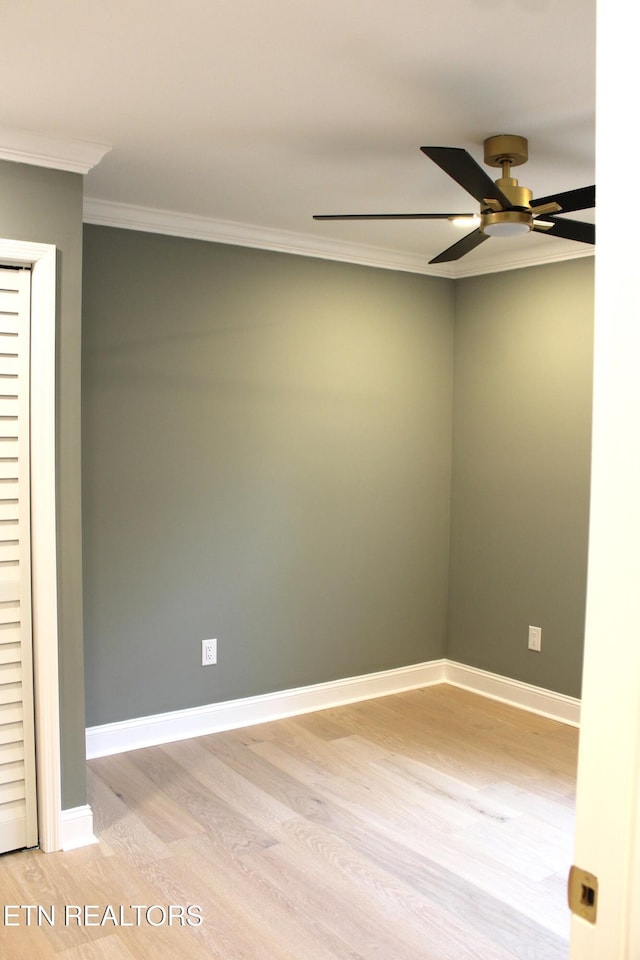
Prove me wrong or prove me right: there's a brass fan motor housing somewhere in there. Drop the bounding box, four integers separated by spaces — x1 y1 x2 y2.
484 134 529 168
493 177 533 209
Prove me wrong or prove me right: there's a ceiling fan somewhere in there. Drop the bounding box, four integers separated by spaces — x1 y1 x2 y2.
313 134 595 264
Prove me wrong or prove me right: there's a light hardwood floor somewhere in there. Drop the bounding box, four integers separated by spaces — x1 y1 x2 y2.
0 684 578 959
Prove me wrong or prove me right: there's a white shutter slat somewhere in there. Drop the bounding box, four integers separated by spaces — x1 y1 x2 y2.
0 759 24 785
0 332 18 350
0 660 21 682
0 479 18 497
0 502 19 522
0 687 23 720
0 745 23 850
0 642 20 664
0 720 22 745
0 522 20 542
0 688 22 718
0 684 22 707
0 543 19 563
0 399 19 418
0 316 20 335
0 818 25 850
0 604 20 624
0 684 22 704
0 564 19 583
0 741 23 764
0 380 19 398
0 460 19 479
0 622 20 643
0 284 22 306
0 439 18 455
0 443 19 462
0 357 19 378
0 779 25 805
0 312 21 329
0 579 19 598
0 797 25 823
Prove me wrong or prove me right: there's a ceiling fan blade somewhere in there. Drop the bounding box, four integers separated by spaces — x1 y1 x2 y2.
313 213 475 220
421 146 512 208
429 227 490 264
534 217 595 244
531 185 595 214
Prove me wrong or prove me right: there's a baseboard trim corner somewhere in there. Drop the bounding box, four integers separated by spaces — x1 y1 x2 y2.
86 659 447 759
85 658 579 761
444 660 581 727
60 804 98 851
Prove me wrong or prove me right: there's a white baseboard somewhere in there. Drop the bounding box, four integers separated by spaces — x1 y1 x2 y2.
85 658 580 760
86 660 447 759
60 805 98 851
444 660 581 727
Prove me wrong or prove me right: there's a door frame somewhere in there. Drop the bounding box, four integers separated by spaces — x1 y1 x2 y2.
0 237 61 852
569 3 640 953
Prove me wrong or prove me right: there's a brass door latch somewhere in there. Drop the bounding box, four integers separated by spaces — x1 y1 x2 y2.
568 865 598 924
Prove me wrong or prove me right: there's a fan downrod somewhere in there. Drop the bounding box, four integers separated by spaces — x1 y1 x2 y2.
480 134 533 216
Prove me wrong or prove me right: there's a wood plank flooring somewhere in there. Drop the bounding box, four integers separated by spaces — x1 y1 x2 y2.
0 684 578 959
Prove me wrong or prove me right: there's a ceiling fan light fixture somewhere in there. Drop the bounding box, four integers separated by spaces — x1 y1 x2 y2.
314 136 595 263
450 214 481 228
481 210 532 237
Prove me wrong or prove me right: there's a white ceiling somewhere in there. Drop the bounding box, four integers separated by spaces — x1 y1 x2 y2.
1 0 596 277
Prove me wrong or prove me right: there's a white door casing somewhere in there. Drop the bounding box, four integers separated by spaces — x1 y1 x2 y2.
569 2 640 955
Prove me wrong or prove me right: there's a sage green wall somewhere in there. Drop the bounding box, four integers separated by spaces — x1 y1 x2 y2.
81 226 454 726
0 160 86 808
448 258 594 697
82 226 593 727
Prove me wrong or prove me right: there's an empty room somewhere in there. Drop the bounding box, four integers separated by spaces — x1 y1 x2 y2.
1 1 638 958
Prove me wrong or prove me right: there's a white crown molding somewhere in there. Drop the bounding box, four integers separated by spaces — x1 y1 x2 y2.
0 125 111 174
83 197 451 276
453 246 594 279
84 196 594 278
85 658 579 761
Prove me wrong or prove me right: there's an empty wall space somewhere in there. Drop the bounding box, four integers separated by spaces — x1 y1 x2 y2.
81 227 454 726
82 225 594 729
448 258 594 697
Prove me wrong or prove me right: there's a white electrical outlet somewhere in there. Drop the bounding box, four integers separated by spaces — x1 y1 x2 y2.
201 638 217 665
528 626 542 652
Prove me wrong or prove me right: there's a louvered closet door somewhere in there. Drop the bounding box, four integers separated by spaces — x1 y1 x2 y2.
0 267 37 853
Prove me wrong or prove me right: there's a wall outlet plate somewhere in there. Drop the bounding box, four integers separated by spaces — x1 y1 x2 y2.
528 626 542 652
201 638 217 665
